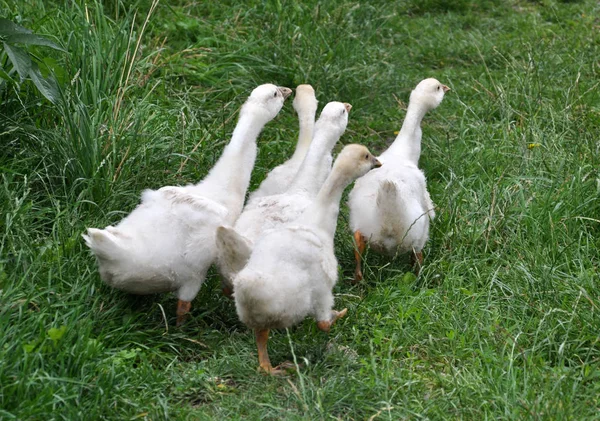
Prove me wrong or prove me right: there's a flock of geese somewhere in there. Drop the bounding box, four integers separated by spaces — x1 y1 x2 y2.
83 78 449 374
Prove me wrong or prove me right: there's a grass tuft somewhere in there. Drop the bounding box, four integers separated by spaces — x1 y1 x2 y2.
1 0 599 419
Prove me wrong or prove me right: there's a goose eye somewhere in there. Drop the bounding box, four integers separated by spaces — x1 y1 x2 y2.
365 154 369 159
273 91 278 97
437 86 440 91
342 109 346 115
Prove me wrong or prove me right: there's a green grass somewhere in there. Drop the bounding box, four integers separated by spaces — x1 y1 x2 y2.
1 0 599 419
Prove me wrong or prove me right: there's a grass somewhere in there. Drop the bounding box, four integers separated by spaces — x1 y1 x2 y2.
1 0 599 419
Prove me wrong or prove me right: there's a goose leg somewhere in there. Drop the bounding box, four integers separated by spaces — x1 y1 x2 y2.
317 308 348 333
411 250 423 275
176 300 192 327
255 329 292 376
256 329 273 372
353 230 366 283
222 285 233 298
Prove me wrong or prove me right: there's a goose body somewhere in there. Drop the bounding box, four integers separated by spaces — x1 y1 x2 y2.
349 163 434 255
348 78 449 280
217 102 351 290
83 84 291 324
248 84 318 202
230 144 382 374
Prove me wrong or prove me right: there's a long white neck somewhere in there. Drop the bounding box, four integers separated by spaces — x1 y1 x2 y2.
289 112 316 163
200 110 265 210
381 102 427 165
297 168 352 238
287 127 338 196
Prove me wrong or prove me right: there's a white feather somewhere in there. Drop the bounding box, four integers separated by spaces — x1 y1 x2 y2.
83 84 290 304
248 84 318 202
216 102 350 288
233 144 381 330
348 78 447 257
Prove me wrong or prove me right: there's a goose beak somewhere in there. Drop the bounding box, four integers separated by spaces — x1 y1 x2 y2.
373 158 382 168
278 87 292 99
343 103 353 113
442 85 450 93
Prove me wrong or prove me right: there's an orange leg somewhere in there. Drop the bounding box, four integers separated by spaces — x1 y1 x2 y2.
317 308 348 333
222 285 233 299
256 329 273 373
353 231 367 283
255 329 295 376
411 250 424 276
176 300 192 327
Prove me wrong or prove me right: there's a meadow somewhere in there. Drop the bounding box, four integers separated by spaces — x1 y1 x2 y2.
1 0 599 419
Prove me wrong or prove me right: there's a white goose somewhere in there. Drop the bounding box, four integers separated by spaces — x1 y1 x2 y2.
230 144 381 375
216 101 351 293
348 78 449 281
248 84 318 202
83 84 292 325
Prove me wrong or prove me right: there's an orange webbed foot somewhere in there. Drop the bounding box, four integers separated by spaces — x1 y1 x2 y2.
259 361 296 376
317 308 348 333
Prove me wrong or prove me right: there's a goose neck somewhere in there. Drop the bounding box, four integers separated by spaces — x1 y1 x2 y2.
383 102 427 163
299 168 350 236
200 111 265 210
287 128 337 195
289 114 316 162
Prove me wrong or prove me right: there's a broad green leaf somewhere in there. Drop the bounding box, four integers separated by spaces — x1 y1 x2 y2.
29 62 59 103
401 271 417 284
5 33 65 51
23 341 38 353
47 325 67 341
0 65 13 82
0 18 32 37
117 348 140 360
3 42 31 82
42 57 67 84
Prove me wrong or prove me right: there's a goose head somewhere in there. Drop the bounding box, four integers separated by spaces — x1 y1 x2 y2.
293 84 318 114
410 78 450 111
314 101 352 140
332 144 382 181
244 84 292 124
